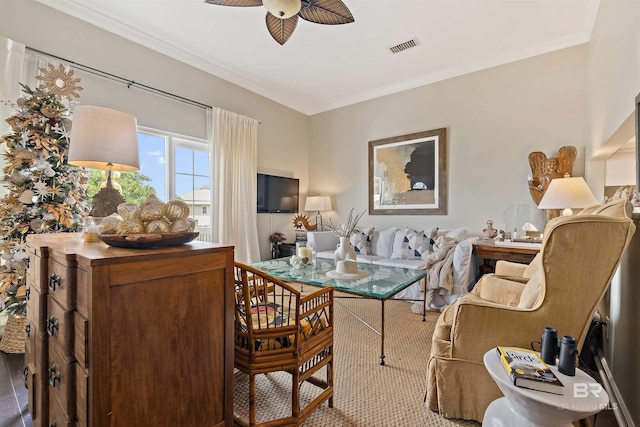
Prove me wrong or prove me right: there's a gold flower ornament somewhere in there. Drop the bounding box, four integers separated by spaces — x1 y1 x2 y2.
35 63 83 100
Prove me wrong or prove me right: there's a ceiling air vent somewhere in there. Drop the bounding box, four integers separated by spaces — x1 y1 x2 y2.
388 38 418 54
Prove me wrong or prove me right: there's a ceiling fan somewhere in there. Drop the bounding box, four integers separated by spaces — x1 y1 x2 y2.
204 0 355 45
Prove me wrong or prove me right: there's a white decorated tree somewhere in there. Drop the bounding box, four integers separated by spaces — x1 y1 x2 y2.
0 64 88 317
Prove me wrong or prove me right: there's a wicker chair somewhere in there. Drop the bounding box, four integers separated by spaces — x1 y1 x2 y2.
233 262 334 427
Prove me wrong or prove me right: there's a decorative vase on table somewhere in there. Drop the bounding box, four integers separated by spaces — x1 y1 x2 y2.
334 236 357 264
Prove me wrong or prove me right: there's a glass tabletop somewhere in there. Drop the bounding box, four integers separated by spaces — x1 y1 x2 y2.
252 257 428 300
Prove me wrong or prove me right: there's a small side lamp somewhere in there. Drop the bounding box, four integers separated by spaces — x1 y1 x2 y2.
538 175 599 216
69 105 140 217
304 196 332 231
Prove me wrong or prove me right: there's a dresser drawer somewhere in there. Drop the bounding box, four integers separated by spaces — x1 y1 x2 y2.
73 312 88 370
48 387 76 427
26 286 48 334
47 341 76 419
25 362 49 427
46 296 74 358
75 364 88 427
26 330 48 380
27 251 48 294
76 268 89 319
46 260 76 310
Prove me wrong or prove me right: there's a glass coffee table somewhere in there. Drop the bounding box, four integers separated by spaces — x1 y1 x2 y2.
252 257 428 365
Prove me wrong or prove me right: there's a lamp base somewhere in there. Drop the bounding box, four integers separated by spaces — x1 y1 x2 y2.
91 182 125 217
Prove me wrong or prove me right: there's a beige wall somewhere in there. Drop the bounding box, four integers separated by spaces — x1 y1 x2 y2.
308 46 588 235
1 0 310 260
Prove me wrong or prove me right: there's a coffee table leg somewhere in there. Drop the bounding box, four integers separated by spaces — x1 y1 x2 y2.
422 278 427 322
379 300 385 365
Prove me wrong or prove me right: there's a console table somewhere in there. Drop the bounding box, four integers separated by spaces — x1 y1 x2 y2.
25 233 234 427
472 240 540 277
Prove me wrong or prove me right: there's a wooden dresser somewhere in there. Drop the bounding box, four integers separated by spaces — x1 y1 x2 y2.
24 233 234 427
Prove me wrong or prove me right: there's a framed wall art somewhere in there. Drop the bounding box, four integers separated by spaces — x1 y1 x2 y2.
368 128 447 215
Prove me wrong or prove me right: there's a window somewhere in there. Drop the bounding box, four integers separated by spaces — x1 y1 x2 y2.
174 140 211 228
85 127 212 239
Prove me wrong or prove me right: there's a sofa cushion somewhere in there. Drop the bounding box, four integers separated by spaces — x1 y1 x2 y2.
371 227 397 258
350 227 374 255
392 227 438 260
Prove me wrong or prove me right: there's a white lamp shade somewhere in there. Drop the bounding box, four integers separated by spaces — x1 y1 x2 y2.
69 105 140 171
263 0 301 18
538 177 599 211
304 196 332 212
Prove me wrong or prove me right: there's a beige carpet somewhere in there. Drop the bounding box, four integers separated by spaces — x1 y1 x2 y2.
233 291 480 426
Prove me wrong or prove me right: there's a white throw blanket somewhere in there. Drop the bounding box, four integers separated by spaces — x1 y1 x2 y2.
424 236 458 293
411 236 458 314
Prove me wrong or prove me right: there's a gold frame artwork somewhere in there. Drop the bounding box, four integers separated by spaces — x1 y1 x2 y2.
368 128 447 215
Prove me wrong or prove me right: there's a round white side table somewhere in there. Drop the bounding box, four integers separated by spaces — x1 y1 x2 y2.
483 348 609 427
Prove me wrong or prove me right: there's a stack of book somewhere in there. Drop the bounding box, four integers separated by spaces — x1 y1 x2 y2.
496 346 564 394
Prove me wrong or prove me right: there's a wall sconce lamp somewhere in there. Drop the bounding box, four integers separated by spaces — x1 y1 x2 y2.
304 196 332 231
538 175 599 216
69 105 140 217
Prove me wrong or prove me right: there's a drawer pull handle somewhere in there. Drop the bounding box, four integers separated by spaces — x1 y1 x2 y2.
24 257 30 269
48 363 60 387
46 315 59 337
48 273 60 292
25 287 30 300
25 322 31 338
23 366 29 388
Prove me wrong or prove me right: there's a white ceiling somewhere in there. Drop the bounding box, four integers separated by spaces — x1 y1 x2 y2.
36 0 600 115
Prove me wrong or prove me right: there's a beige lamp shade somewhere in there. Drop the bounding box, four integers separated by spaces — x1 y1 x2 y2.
69 105 140 171
304 196 332 212
538 176 599 216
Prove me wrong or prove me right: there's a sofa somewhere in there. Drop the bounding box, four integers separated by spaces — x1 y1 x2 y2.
307 227 477 309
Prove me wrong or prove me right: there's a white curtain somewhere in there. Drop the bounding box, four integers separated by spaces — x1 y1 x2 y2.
208 107 260 263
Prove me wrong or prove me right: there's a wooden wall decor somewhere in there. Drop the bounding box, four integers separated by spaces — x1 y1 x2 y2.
527 145 577 219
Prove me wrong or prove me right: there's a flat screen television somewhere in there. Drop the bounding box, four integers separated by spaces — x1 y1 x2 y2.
257 174 299 213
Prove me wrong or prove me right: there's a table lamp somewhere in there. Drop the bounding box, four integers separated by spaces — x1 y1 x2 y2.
304 195 332 231
538 175 599 217
69 105 140 217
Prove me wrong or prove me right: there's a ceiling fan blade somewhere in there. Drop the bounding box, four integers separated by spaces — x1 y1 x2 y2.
266 13 298 45
204 0 262 7
299 0 354 25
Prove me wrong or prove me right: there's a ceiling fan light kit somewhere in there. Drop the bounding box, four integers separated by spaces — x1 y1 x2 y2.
263 0 302 19
205 0 354 45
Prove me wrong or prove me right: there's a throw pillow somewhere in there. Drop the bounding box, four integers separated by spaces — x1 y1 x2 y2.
518 269 543 308
350 227 374 255
393 228 438 260
371 228 397 258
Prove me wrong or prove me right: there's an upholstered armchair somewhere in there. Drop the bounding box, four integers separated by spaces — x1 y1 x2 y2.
425 200 636 422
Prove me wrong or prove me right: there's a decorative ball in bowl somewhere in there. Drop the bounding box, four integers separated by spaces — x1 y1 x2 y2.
96 196 198 248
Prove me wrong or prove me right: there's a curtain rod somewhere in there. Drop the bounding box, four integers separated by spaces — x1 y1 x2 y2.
26 46 212 110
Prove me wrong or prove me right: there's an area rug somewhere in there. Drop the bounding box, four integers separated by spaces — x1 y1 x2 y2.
233 292 480 426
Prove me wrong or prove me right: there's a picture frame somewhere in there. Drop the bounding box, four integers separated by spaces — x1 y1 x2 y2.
369 128 447 215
